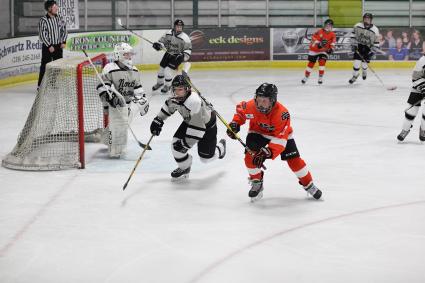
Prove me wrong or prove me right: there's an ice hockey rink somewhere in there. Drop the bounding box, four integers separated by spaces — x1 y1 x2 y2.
1 68 425 283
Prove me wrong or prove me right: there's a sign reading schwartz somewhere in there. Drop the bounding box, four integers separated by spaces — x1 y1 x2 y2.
0 32 141 80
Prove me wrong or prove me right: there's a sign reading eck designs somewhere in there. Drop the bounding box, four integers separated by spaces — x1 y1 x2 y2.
187 28 270 61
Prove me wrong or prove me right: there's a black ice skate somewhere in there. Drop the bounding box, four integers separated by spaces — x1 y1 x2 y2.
161 85 170 94
217 139 226 159
349 75 359 84
152 83 164 91
249 179 264 202
420 127 425 142
318 75 323 85
397 128 411 141
301 76 308 84
362 70 367 80
304 183 322 200
171 167 191 180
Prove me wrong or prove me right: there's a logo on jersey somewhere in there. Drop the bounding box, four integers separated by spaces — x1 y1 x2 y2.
259 122 275 132
245 114 254 119
281 111 290 120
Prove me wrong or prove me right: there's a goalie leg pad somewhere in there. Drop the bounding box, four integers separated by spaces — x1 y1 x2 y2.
107 105 128 158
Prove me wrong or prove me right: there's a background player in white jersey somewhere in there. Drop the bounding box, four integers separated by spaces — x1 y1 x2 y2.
151 20 192 95
149 75 226 179
397 54 425 142
97 42 149 157
349 13 380 84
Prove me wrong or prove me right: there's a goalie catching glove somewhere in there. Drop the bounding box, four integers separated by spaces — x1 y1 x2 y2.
253 147 272 168
226 121 240 139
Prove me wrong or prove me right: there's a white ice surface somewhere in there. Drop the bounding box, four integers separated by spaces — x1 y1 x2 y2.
1 68 425 283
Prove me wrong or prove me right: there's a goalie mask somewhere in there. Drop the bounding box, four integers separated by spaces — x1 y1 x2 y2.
255 83 278 114
171 75 191 102
113 42 135 69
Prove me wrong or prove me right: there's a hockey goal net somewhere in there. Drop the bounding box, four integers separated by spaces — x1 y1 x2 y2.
2 54 108 170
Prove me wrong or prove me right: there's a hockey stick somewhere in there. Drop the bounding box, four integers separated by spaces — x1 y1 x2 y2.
116 18 157 46
81 49 152 150
355 50 397 91
123 134 154 190
181 69 267 170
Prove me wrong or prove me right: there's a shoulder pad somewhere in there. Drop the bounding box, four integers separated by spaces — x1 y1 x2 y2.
102 62 120 75
184 91 202 113
178 32 191 44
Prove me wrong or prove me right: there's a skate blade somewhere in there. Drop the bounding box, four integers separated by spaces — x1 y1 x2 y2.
306 192 324 201
171 174 189 182
250 191 263 202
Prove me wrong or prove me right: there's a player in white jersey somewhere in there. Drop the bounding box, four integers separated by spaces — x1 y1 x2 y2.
97 42 149 157
397 54 425 142
152 19 192 95
349 13 380 84
149 75 226 179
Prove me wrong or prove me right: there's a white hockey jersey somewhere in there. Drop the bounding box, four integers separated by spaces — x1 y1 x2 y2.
411 55 425 94
96 61 145 104
156 91 214 148
159 29 192 61
351 22 380 48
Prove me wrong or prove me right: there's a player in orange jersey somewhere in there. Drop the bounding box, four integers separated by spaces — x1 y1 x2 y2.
226 83 323 201
302 19 336 85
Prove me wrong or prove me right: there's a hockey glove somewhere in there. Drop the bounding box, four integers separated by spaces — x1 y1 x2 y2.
351 45 358 53
252 147 272 168
107 93 125 108
175 53 184 65
226 122 240 139
173 139 189 154
317 39 328 49
326 48 334 55
153 42 162 51
150 117 164 136
132 95 149 116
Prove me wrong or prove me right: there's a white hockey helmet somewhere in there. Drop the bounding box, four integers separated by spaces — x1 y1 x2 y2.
113 42 135 68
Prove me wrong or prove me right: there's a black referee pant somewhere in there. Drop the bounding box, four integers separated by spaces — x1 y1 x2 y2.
37 44 63 87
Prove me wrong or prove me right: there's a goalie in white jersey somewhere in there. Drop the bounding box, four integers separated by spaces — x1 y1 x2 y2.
150 75 226 179
151 19 192 95
349 13 380 84
397 54 425 142
97 42 149 157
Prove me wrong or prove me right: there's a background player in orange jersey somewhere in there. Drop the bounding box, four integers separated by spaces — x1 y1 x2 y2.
226 83 322 202
302 19 336 85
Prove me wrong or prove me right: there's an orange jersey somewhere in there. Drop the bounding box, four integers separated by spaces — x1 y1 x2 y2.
309 28 336 54
232 99 293 159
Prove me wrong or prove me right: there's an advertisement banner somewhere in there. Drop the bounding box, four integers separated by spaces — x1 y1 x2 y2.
273 28 353 61
187 27 270 61
273 27 425 61
58 0 79 30
0 36 42 80
0 31 147 80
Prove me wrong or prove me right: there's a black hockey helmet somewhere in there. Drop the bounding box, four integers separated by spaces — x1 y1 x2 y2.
255 83 278 113
44 0 57 11
363 13 373 20
174 19 185 27
171 75 191 102
324 19 334 27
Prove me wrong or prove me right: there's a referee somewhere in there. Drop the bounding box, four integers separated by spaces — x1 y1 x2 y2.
37 0 68 88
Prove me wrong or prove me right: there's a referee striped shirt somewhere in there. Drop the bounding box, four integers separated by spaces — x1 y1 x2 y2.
38 13 67 47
